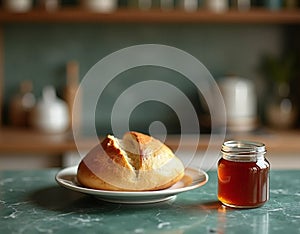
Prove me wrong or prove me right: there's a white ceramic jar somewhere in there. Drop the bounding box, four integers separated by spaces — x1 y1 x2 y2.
4 0 33 12
180 0 198 12
206 0 228 12
30 86 69 134
82 0 118 12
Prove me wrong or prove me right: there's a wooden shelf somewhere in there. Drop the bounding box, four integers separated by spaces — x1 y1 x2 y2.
0 128 90 154
0 127 299 155
0 8 300 24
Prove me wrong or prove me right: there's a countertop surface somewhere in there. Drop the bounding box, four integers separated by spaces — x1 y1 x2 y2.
0 169 299 234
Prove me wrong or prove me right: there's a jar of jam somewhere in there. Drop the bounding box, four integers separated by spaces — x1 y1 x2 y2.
218 140 269 208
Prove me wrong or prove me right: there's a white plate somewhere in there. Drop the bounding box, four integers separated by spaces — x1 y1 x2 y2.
55 166 208 204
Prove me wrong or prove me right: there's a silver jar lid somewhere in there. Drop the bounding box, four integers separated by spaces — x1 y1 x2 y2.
221 140 266 162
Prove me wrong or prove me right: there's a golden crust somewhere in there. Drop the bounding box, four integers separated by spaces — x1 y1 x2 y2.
127 131 152 146
77 157 125 191
77 132 185 191
101 135 132 170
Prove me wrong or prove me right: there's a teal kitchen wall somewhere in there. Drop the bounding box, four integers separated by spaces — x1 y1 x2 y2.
2 23 284 135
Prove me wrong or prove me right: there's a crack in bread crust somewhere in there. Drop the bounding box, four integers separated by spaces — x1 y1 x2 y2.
101 135 133 170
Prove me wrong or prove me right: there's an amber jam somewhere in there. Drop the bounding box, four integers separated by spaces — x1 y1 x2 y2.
218 141 269 208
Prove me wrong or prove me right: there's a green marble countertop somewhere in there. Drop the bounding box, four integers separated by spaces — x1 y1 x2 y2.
0 169 299 234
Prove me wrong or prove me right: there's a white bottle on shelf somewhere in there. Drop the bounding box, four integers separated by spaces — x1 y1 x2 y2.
9 80 36 127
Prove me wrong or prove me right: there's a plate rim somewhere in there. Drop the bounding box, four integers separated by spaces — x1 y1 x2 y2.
55 166 208 198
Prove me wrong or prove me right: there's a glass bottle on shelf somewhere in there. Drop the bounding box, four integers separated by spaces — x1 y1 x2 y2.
230 0 251 11
266 82 298 129
129 0 152 10
9 80 36 127
37 0 60 11
265 0 282 11
261 54 297 129
161 0 174 10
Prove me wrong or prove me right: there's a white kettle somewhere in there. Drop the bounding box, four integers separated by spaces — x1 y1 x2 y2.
218 76 257 132
30 86 69 134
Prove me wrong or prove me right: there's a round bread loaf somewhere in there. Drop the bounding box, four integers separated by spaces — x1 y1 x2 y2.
77 131 185 191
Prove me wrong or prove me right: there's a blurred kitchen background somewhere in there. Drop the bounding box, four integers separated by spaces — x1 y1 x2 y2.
0 0 299 169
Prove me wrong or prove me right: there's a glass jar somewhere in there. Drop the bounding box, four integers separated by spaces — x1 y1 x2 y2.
218 140 270 208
